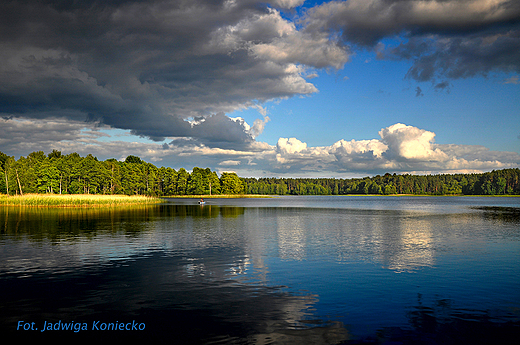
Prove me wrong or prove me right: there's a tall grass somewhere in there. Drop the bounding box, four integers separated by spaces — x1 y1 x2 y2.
0 194 162 207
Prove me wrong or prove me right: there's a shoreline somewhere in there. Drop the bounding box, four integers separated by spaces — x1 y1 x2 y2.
161 194 274 199
164 194 519 198
1 193 517 207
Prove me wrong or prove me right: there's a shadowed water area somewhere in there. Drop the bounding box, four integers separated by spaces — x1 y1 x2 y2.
1 196 519 344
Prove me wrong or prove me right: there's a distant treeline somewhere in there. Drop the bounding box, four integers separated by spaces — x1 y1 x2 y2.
244 169 520 196
1 150 519 196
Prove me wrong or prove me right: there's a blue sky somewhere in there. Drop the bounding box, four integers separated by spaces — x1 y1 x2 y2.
246 57 519 150
0 0 519 177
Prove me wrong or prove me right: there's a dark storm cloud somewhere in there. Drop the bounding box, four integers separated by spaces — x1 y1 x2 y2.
0 0 347 144
306 0 520 46
191 112 254 149
434 80 451 92
304 0 520 82
393 30 520 82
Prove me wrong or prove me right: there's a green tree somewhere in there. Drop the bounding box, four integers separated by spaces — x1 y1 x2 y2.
104 159 122 194
208 170 221 195
63 153 83 194
188 167 206 195
176 168 189 195
47 149 62 160
37 160 60 193
384 183 397 195
125 155 143 164
121 162 144 195
0 152 9 194
143 163 159 196
369 181 383 195
496 177 507 195
161 167 178 195
220 172 245 194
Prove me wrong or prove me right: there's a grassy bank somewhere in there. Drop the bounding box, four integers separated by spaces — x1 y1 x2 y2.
0 194 162 207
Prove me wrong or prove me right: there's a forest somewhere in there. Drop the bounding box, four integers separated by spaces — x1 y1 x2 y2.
1 150 519 196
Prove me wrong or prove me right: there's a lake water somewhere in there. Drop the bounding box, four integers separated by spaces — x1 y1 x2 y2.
1 196 519 344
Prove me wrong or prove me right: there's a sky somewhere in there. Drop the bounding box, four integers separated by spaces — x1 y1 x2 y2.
0 0 519 178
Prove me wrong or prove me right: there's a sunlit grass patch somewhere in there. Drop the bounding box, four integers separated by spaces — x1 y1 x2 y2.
0 194 162 207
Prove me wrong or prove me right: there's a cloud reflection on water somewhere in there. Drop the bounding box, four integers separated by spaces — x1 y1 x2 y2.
1 198 519 343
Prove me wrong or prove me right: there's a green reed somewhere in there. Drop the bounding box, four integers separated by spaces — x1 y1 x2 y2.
0 194 162 207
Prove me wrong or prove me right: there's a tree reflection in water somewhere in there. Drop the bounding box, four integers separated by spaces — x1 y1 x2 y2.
1 201 519 344
0 204 245 240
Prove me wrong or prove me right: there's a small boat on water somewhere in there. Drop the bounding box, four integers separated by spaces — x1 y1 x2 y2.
199 199 205 205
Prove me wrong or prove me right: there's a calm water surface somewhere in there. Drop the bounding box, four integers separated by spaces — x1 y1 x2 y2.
1 196 519 344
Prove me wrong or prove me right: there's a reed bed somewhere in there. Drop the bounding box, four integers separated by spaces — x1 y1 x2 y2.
0 194 162 207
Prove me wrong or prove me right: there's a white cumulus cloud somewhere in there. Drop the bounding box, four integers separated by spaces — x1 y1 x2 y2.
277 137 308 154
379 123 448 161
264 123 519 176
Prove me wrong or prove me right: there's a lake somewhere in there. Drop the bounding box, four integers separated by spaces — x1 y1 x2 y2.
1 196 519 344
